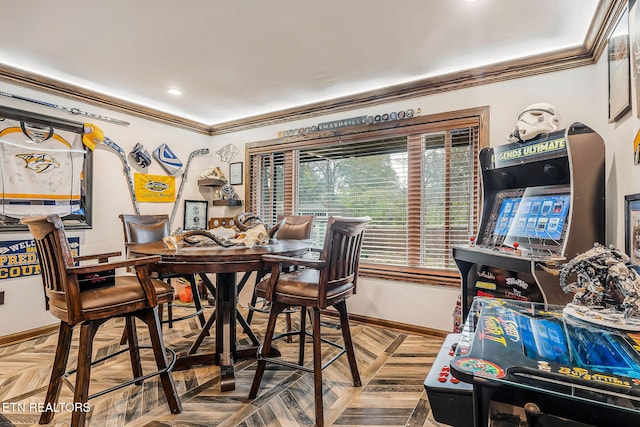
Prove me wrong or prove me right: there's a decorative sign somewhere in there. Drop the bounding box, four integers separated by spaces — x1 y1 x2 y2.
134 173 176 203
318 116 368 131
0 237 79 280
494 137 566 163
278 108 420 137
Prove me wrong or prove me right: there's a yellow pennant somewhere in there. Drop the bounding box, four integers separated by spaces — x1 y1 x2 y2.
134 173 176 203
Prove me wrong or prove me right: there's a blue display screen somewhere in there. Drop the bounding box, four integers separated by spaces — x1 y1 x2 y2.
494 194 570 241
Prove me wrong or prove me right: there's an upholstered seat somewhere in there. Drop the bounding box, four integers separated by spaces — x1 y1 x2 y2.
255 268 354 303
47 277 174 318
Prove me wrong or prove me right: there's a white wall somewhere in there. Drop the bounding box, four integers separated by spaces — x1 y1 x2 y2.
0 49 636 337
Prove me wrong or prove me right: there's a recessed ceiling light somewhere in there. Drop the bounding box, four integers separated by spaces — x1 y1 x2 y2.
167 88 182 96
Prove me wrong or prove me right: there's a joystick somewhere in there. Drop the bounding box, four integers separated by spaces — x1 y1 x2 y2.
524 402 540 427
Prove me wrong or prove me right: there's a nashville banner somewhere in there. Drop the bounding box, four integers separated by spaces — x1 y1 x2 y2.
0 237 79 280
134 173 176 203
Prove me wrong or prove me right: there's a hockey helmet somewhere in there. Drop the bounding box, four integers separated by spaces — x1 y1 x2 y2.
507 103 560 143
129 143 152 168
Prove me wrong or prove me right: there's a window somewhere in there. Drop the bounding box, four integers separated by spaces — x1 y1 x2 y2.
248 107 488 286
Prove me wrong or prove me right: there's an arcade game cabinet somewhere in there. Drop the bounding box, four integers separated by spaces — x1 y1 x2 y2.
454 122 605 320
425 120 605 427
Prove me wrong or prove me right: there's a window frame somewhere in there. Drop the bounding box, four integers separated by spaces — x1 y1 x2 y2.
247 106 489 286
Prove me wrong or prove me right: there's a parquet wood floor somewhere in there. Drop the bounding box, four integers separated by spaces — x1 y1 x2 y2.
0 303 444 426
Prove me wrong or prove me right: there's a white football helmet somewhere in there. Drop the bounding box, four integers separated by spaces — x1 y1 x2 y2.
507 103 560 143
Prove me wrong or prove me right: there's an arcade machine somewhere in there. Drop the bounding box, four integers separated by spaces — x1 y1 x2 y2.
451 298 640 426
455 121 605 320
425 121 605 426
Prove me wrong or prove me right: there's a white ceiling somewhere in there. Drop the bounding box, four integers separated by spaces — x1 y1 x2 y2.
0 0 601 126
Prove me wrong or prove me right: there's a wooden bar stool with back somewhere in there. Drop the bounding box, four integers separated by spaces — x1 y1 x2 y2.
21 214 181 427
119 214 207 328
248 216 371 426
245 214 315 337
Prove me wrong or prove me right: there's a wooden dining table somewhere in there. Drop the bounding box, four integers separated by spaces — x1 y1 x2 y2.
129 238 311 391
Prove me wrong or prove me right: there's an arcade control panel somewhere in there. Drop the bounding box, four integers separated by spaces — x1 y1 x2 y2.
424 333 472 427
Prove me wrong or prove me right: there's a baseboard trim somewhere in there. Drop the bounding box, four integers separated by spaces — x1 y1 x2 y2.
0 312 449 347
0 324 58 347
321 309 449 339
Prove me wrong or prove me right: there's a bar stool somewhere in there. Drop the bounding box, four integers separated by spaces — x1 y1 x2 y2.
21 214 182 427
248 216 371 426
119 214 207 328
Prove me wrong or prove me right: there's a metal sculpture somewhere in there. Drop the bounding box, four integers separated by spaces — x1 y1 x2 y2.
560 243 640 319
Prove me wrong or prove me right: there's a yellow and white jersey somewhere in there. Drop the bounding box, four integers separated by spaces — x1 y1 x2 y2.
0 119 86 218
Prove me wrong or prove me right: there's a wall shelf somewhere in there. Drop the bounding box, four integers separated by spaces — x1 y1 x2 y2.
197 178 227 187
212 199 243 206
199 179 243 207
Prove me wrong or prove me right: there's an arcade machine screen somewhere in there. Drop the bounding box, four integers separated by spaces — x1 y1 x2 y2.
481 185 571 256
456 299 640 386
517 315 640 379
452 299 640 426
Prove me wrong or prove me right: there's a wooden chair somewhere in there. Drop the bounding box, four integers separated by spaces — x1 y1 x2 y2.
119 214 206 328
21 214 181 427
246 214 315 328
248 216 371 426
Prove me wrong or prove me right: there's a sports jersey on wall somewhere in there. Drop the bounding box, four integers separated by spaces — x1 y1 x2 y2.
0 118 86 218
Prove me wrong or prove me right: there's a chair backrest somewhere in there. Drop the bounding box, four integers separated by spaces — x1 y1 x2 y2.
120 214 170 247
275 215 314 240
21 214 78 323
319 216 371 301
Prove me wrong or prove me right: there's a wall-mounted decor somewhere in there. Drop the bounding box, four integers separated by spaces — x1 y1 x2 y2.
0 237 78 280
608 6 631 123
216 143 239 163
625 193 640 263
153 143 183 175
184 200 208 230
0 91 130 126
229 162 243 185
0 105 94 231
278 108 421 137
630 0 640 118
134 173 176 203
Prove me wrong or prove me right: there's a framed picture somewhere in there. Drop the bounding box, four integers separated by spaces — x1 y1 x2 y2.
608 7 631 123
0 105 94 232
184 200 208 231
625 193 640 262
229 162 243 185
